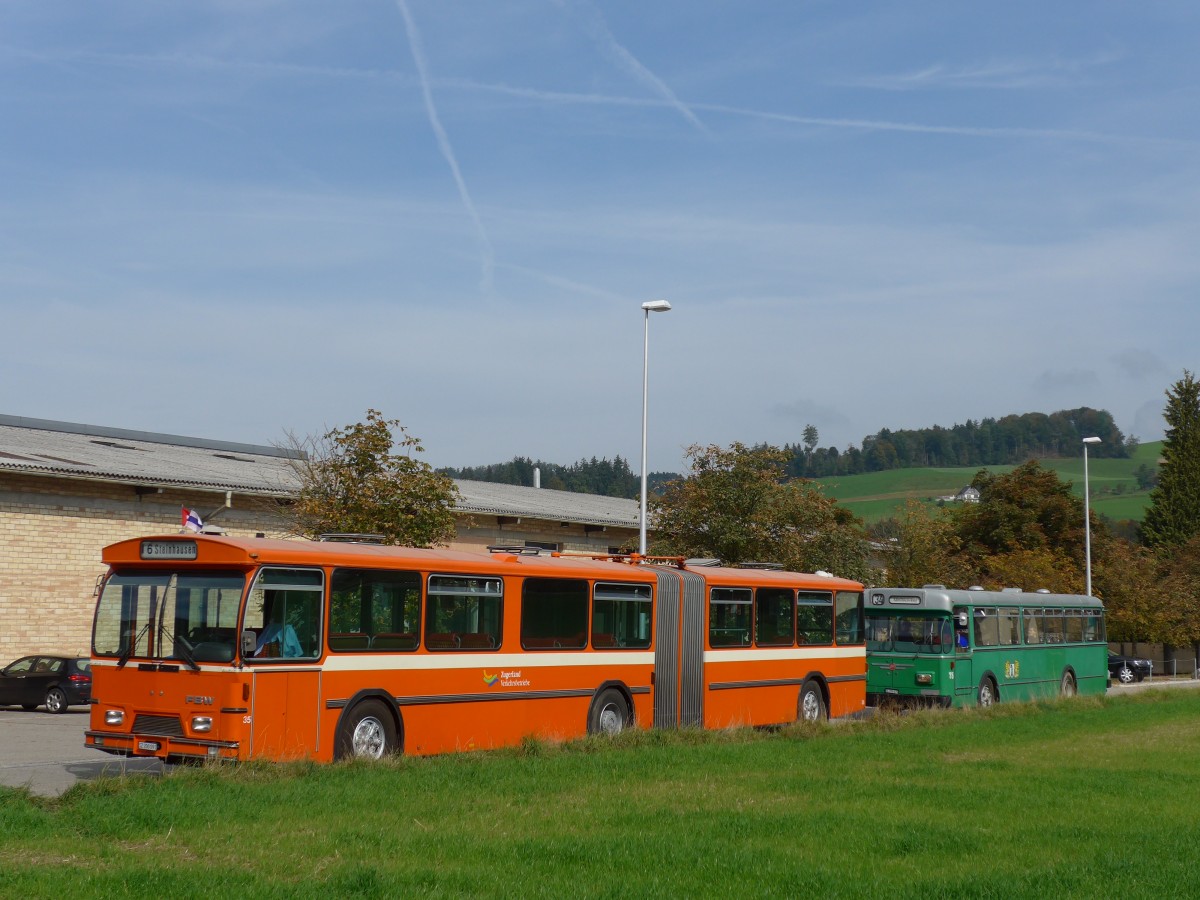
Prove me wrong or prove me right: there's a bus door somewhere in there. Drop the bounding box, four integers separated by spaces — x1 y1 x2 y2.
952 607 972 701
242 567 325 760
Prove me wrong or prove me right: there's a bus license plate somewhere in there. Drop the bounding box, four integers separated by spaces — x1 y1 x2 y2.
885 689 899 695
138 741 160 752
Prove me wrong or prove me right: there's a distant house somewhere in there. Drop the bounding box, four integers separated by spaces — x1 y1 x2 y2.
937 486 981 504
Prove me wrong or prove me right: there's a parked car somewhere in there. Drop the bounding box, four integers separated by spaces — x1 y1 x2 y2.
1108 652 1153 685
0 655 92 712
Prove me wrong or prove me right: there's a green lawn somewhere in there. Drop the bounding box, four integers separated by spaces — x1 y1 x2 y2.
2 689 1197 898
821 442 1160 523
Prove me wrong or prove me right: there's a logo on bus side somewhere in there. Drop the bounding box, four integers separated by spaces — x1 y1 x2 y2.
483 670 530 688
186 695 215 705
1004 661 1020 679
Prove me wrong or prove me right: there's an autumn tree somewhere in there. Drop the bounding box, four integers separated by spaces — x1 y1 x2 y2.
282 409 459 546
946 461 1093 592
1141 370 1200 549
649 442 869 581
876 500 967 588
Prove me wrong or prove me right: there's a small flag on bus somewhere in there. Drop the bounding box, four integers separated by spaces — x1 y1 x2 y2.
182 507 204 533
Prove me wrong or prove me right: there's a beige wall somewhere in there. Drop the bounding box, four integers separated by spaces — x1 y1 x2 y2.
0 473 637 665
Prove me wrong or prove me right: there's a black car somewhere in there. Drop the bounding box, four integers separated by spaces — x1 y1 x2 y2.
1108 652 1153 685
0 655 92 713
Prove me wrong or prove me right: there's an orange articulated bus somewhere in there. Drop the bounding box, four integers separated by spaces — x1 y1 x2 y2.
86 535 866 763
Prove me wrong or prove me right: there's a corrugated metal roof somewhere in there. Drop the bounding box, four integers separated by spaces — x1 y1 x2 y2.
0 416 640 528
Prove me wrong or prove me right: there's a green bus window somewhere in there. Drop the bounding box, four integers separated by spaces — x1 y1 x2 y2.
1084 611 1105 643
1065 609 1084 643
835 591 864 645
521 578 587 650
592 582 652 649
973 607 1000 647
1043 609 1065 644
1023 608 1044 645
426 575 502 650
329 569 420 652
797 591 833 645
998 609 1021 646
755 588 795 646
710 588 752 647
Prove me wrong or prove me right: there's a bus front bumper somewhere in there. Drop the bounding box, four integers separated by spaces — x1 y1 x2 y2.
86 730 241 762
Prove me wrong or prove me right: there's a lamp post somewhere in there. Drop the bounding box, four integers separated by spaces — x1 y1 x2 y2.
1082 436 1102 596
639 299 672 556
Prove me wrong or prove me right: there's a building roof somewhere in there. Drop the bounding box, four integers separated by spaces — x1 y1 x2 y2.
0 415 639 529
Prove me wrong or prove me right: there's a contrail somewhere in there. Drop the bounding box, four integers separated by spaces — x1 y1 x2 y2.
395 0 494 292
573 1 707 134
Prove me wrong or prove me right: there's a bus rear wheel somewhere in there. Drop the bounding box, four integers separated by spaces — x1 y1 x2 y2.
977 677 997 708
335 700 397 761
588 688 630 736
798 679 827 722
1060 671 1077 697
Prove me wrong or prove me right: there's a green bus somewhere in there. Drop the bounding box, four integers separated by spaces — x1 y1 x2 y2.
865 586 1107 708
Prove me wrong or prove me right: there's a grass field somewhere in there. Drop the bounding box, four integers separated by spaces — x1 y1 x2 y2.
821 441 1162 524
2 688 1198 898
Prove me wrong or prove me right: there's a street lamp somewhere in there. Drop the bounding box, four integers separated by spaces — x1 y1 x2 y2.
1083 436 1102 596
639 299 672 555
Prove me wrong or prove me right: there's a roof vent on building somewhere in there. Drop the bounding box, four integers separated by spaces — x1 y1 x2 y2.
1035 588 1051 594
968 585 984 591
90 439 143 451
684 558 722 567
318 533 387 544
212 453 256 463
923 584 946 590
742 561 784 570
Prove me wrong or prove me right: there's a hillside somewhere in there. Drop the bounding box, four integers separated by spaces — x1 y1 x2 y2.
819 441 1161 524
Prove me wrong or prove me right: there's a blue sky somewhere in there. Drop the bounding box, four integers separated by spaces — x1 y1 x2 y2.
3 1 1197 472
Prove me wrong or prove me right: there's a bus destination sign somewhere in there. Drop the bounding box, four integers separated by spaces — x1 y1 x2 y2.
141 540 198 560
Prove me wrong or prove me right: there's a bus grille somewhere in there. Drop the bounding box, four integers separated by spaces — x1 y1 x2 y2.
133 714 184 737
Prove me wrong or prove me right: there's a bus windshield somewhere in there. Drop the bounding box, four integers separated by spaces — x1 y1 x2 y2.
865 613 952 655
93 570 247 664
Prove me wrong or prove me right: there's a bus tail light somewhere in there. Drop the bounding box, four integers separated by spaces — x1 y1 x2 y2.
915 673 933 685
191 716 213 733
104 710 125 726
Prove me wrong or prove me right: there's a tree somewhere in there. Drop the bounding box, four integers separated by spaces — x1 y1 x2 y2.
282 409 459 546
802 424 819 455
1141 370 1200 549
876 501 967 588
649 442 869 581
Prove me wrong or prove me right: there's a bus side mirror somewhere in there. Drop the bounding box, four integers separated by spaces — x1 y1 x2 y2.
241 630 257 657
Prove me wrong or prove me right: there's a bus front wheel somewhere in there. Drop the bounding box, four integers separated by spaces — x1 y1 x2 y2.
1060 670 1077 697
798 679 827 722
977 677 997 708
588 688 631 736
336 700 397 761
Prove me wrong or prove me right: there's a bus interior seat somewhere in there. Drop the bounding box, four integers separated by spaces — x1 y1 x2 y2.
329 633 371 651
458 633 497 650
372 633 417 650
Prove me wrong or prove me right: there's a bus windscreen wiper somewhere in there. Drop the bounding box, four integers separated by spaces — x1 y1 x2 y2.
160 625 201 672
117 623 151 669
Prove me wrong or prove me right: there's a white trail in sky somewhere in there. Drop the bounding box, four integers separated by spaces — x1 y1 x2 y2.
395 0 495 293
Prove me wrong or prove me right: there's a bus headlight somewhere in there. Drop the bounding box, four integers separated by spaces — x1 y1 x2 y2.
104 710 125 726
915 673 933 685
191 716 213 734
